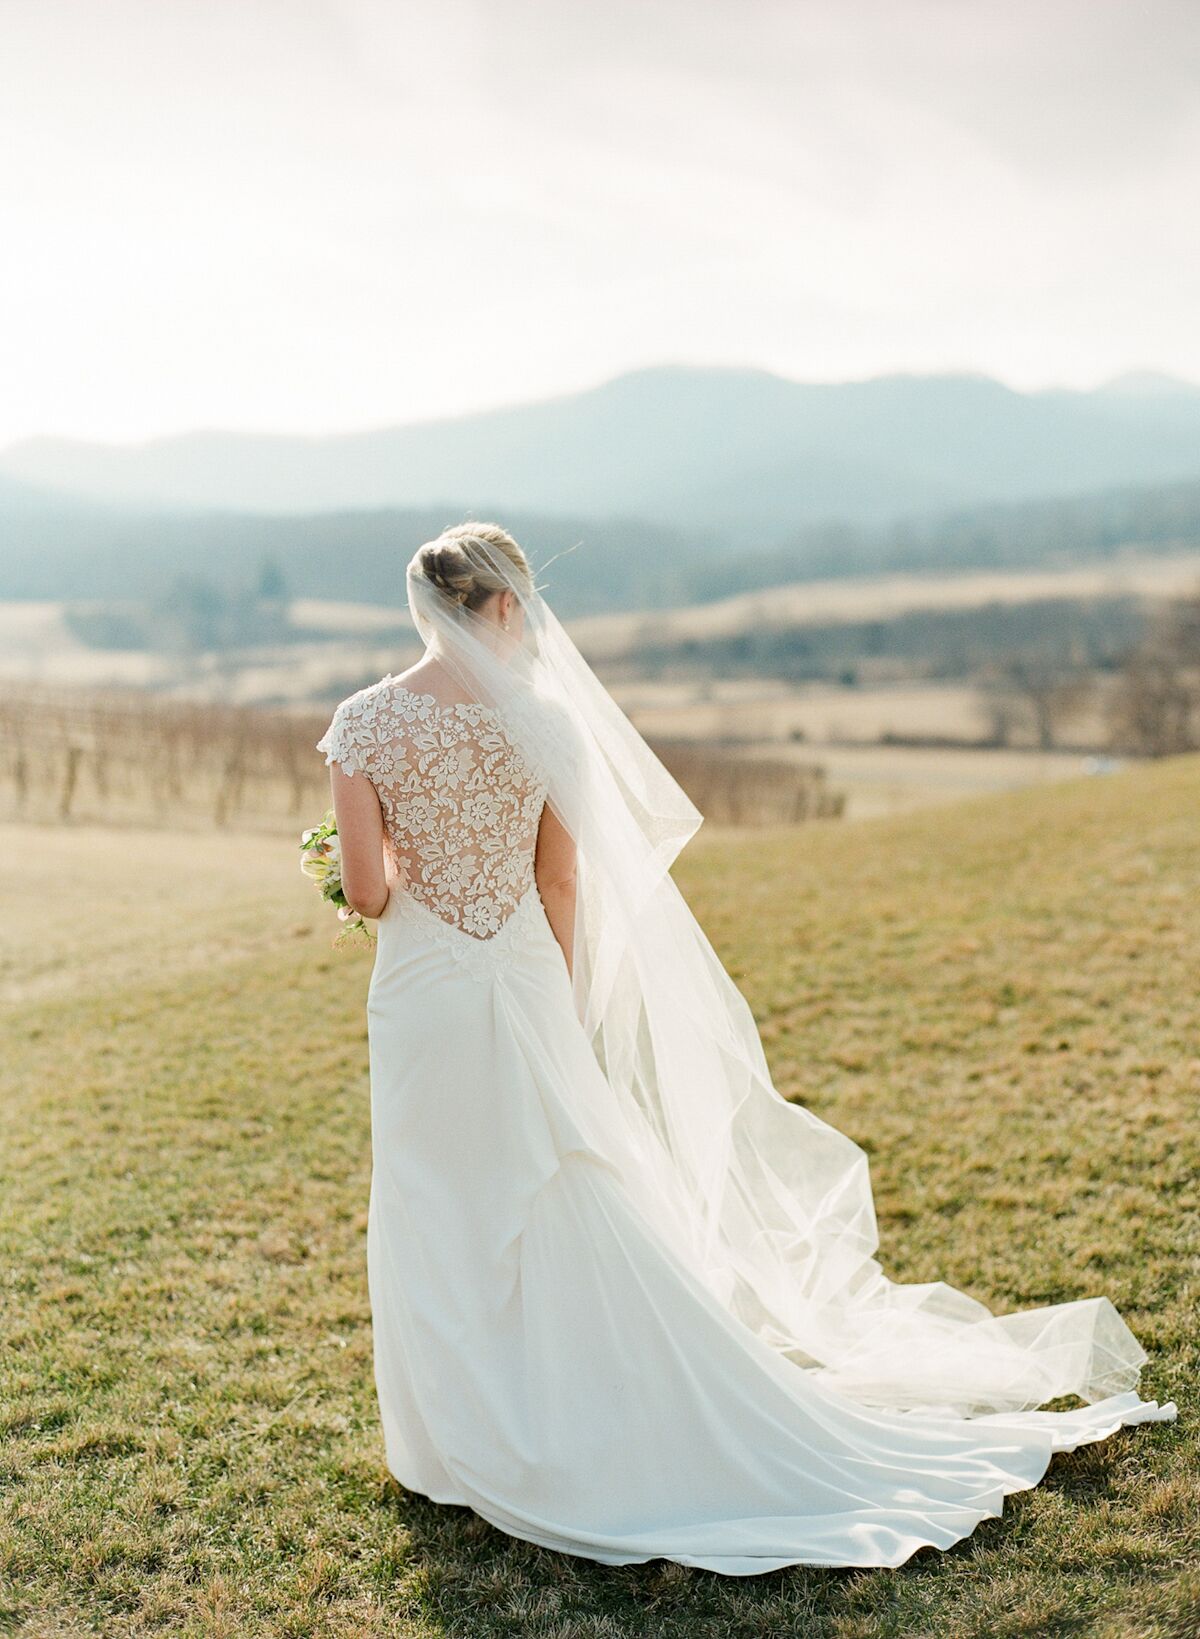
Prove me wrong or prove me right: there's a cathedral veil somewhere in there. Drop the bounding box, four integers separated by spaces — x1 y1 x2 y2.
403 532 1155 1423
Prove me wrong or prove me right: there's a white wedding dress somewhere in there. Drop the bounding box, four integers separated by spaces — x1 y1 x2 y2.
317 674 1176 1576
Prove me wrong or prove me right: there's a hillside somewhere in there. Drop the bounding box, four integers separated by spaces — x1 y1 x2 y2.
2 757 1196 1637
3 469 1200 623
568 549 1200 662
5 363 1200 533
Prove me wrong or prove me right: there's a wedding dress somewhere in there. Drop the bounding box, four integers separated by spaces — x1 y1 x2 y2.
315 539 1175 1576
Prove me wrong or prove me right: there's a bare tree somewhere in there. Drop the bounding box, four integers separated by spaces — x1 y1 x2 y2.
983 657 1095 750
1108 583 1200 756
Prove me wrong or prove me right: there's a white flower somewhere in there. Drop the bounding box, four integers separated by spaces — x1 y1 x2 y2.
401 793 439 832
439 853 479 893
462 897 501 937
429 744 474 790
461 792 500 831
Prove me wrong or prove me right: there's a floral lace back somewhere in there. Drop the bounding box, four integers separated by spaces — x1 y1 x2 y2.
316 677 549 941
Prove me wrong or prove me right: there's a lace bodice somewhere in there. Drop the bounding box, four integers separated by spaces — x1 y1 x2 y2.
316 676 550 940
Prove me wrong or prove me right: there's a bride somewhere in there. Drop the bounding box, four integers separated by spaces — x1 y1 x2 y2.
316 521 1175 1575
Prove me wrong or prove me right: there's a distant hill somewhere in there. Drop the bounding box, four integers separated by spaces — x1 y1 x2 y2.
694 473 1200 598
5 364 1200 534
3 473 1200 621
0 497 725 619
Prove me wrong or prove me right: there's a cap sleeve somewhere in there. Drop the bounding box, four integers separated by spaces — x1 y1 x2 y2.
316 692 375 778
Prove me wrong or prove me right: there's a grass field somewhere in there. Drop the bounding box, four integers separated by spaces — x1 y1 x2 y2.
2 756 1198 1638
567 551 1200 662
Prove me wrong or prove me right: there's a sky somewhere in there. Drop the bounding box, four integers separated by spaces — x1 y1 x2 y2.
2 0 1199 446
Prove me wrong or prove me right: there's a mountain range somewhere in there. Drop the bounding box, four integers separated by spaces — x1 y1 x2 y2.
5 364 1200 538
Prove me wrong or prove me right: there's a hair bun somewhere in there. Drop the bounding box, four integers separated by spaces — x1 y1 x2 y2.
409 522 534 614
420 545 471 606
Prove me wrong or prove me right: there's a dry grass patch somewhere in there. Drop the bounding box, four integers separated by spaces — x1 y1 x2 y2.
2 756 1197 1636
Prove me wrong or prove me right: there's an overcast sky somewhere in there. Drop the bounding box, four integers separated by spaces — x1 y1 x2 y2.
2 0 1198 445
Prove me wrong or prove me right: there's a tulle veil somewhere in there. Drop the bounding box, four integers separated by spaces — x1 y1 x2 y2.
402 531 1155 1422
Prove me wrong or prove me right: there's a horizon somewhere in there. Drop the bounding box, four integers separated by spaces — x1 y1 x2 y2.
6 358 1199 454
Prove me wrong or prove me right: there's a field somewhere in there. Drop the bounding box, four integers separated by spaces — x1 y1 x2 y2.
7 554 1199 698
7 546 1196 823
2 756 1198 1638
605 677 1116 819
567 551 1200 662
0 684 840 833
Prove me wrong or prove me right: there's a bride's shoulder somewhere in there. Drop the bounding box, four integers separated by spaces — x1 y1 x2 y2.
339 672 404 714
315 673 394 773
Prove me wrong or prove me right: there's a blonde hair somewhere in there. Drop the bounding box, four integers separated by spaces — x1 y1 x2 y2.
410 522 533 612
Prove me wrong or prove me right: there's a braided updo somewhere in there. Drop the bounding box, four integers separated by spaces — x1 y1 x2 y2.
408 522 533 614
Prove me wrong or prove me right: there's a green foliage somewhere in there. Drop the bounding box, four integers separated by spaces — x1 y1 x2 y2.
7 473 1200 621
299 809 376 947
2 757 1198 1636
256 555 288 602
60 572 295 655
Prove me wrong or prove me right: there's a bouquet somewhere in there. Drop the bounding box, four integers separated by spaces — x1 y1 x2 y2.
299 810 376 947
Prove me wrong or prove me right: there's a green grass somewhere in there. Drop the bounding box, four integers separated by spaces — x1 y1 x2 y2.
2 758 1198 1638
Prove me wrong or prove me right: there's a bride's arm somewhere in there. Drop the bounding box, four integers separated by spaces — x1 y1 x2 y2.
329 763 391 919
534 801 577 979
